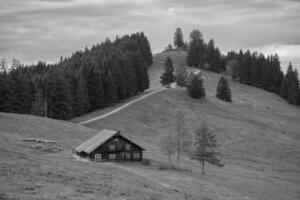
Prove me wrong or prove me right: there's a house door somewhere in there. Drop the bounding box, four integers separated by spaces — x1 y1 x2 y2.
95 154 102 162
119 152 124 160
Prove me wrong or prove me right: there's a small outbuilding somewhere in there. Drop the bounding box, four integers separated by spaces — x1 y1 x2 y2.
75 129 145 162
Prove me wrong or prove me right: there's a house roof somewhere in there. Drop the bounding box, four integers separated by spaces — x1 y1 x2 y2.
75 129 118 154
75 129 145 154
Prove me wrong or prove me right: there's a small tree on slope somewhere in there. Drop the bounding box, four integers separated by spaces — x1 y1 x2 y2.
191 124 224 175
216 76 232 102
175 65 189 87
160 133 176 164
187 74 205 98
160 57 174 86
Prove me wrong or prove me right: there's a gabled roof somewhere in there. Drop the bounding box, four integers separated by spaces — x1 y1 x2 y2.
75 129 145 154
75 129 118 154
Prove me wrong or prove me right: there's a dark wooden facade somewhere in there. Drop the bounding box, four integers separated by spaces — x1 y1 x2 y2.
77 133 143 162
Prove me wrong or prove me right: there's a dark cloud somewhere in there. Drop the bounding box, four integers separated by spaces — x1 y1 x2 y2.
0 0 299 71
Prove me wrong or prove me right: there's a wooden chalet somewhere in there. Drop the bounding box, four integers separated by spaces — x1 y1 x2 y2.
75 129 145 162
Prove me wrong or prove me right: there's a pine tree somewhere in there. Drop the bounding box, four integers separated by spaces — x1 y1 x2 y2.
216 76 232 102
239 50 252 84
280 63 295 99
128 51 149 93
186 29 205 67
191 124 223 175
160 57 174 86
174 27 184 49
288 82 299 104
0 71 11 112
187 74 206 99
73 73 90 116
122 53 138 97
45 72 73 119
8 69 32 114
31 89 46 116
204 39 215 67
211 48 221 73
105 70 118 104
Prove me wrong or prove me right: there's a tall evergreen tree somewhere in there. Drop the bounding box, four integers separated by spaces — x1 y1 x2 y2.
174 27 184 49
8 69 32 114
216 76 232 102
0 71 11 112
204 39 215 66
105 70 118 104
31 88 46 117
187 74 206 99
280 63 295 99
239 50 252 84
186 29 205 67
45 72 73 119
160 57 174 86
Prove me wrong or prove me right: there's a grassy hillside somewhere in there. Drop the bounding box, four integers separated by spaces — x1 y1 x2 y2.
0 113 189 200
1 51 300 200
82 51 300 200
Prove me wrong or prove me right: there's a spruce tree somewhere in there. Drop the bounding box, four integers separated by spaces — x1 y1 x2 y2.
105 70 118 104
204 39 215 67
239 50 252 84
31 89 46 116
0 71 11 112
216 76 232 102
8 69 32 114
73 74 90 116
186 29 205 67
280 63 295 99
191 124 223 175
45 72 73 119
174 27 184 49
187 74 205 98
160 57 174 86
288 82 299 104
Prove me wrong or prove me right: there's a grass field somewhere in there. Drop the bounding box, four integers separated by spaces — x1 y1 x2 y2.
1 51 300 200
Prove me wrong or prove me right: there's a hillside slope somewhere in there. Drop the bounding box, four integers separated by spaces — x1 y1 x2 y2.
0 113 190 200
81 52 300 200
1 51 300 200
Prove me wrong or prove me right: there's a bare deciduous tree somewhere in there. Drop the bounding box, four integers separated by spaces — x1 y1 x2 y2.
160 133 176 164
175 110 189 167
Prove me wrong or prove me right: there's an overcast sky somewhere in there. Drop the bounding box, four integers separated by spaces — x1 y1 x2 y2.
1 0 300 71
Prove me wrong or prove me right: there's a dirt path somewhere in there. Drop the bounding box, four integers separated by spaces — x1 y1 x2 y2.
78 87 166 125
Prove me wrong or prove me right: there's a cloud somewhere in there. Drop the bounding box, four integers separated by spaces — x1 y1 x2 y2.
0 0 299 71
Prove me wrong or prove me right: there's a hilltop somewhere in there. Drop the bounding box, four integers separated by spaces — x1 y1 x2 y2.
1 51 300 200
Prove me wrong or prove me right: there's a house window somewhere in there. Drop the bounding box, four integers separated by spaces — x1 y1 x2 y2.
109 144 115 151
109 154 116 160
125 153 130 159
125 144 130 150
133 152 140 159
